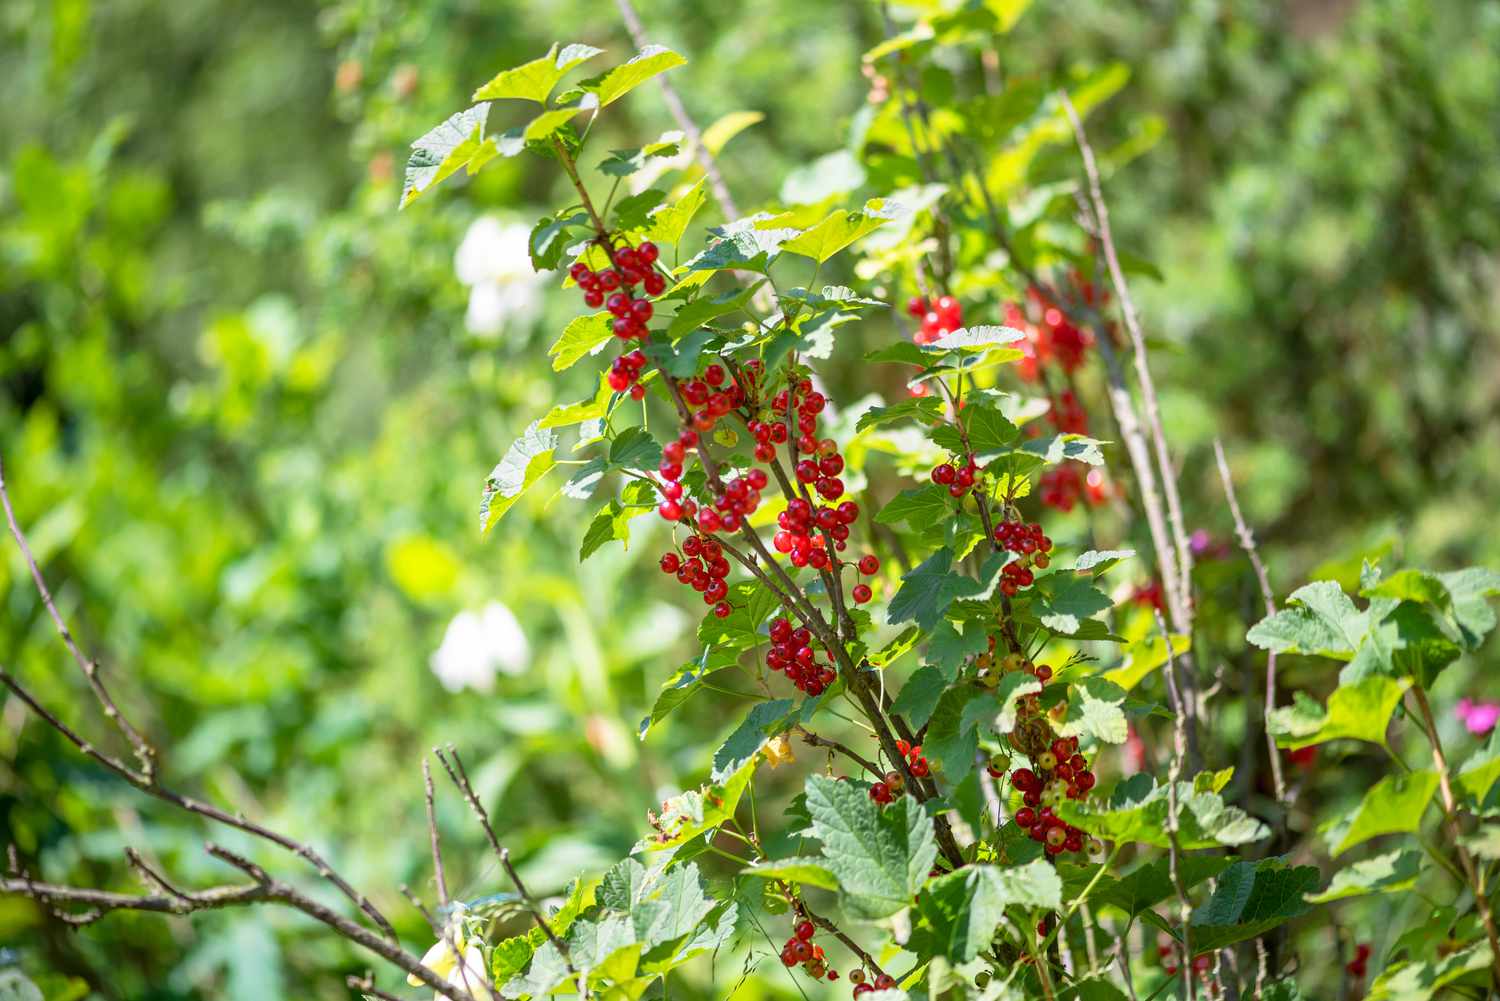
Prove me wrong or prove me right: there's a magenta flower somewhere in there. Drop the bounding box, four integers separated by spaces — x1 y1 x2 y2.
1455 698 1500 736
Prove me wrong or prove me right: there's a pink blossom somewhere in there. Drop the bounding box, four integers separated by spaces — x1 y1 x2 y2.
1455 698 1500 736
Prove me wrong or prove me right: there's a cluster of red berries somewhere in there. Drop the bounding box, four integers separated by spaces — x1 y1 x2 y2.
655 429 701 524
678 363 746 434
930 455 982 499
766 617 836 696
1130 579 1165 612
1045 388 1089 436
772 498 858 570
607 348 649 398
1158 946 1214 979
1346 942 1371 979
905 293 964 345
1009 281 1098 383
993 519 1051 596
869 740 930 803
658 535 735 618
1006 738 1101 857
568 241 666 331
850 970 897 996
779 919 835 978
1038 465 1111 513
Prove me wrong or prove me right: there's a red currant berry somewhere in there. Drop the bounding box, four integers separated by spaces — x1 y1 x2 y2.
659 553 681 574
795 920 815 941
931 463 956 485
852 584 872 604
857 554 879 575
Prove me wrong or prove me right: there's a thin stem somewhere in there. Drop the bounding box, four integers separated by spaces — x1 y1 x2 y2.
1156 611 1195 1001
1212 440 1286 805
423 759 450 908
1059 93 1194 627
1408 686 1500 984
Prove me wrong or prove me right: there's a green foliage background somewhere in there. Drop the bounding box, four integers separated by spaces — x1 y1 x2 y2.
2 1 1497 998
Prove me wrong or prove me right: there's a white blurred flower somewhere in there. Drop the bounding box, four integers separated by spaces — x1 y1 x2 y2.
406 903 494 1000
430 602 531 693
454 216 545 337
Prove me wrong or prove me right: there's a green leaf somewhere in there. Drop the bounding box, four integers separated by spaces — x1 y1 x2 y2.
1247 580 1367 660
1305 849 1423 903
887 548 1005 631
875 484 952 529
712 699 795 781
1458 730 1500 806
1367 941 1494 1001
580 500 629 560
918 861 1061 962
588 45 687 108
400 104 491 209
780 198 901 263
529 211 589 271
890 665 950 730
1461 826 1500 861
698 580 779 651
523 99 596 143
927 325 1026 353
1085 855 1233 917
598 131 683 177
640 177 708 248
634 757 757 852
548 312 615 371
1058 775 1269 850
1103 633 1189 691
924 687 992 783
701 110 765 155
994 672 1043 732
1438 566 1500 646
1056 677 1129 744
480 422 558 533
739 860 840 892
473 43 605 102
1267 676 1410 750
855 397 945 434
1021 433 1106 466
643 328 717 380
1334 770 1440 855
638 648 739 739
1034 574 1113 635
667 283 763 340
927 619 989 674
1188 858 1319 953
804 774 937 921
607 426 662 472
611 188 667 231
1072 549 1136 573
686 217 798 273
869 626 923 669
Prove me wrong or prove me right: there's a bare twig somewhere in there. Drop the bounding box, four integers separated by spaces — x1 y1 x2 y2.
4 844 466 1000
0 455 155 779
433 745 581 994
805 906 888 980
1060 95 1194 628
1156 611 1195 1001
1212 440 1286 805
0 460 399 943
348 972 408 1001
423 758 450 908
796 726 882 778
1408 687 1500 984
614 0 740 221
